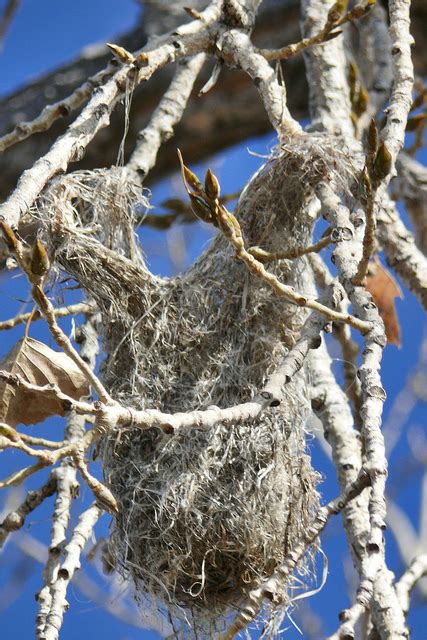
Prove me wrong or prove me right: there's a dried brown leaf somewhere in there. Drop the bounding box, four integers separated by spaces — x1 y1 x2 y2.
0 337 89 426
366 263 403 347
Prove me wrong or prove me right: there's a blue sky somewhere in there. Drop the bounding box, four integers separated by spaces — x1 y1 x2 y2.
0 1 426 639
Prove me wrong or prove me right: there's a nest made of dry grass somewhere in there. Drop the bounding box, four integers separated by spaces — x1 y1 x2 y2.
39 134 359 637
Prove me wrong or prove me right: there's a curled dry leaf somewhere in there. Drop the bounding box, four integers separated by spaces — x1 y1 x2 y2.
0 337 89 426
366 262 403 347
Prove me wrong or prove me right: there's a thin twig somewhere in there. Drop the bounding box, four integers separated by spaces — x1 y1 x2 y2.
0 423 65 449
127 53 206 176
396 554 427 616
248 231 331 263
309 253 362 425
36 314 102 638
38 504 102 640
0 0 19 47
0 28 212 229
31 285 112 404
0 66 116 153
260 0 375 62
354 175 377 284
0 476 57 550
0 301 96 332
218 206 370 332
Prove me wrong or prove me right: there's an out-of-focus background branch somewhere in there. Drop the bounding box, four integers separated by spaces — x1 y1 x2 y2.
0 0 426 201
0 1 321 196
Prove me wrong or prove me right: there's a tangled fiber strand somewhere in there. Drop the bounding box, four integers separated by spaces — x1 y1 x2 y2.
41 166 149 265
43 135 358 635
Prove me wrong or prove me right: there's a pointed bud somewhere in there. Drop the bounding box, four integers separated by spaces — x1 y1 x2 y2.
204 169 220 201
349 61 357 85
367 119 378 156
177 149 203 195
183 166 203 195
354 87 369 116
183 6 202 19
351 0 376 19
189 194 213 224
135 52 149 68
366 119 378 175
30 239 50 276
349 62 358 104
106 43 135 65
323 29 342 42
327 0 347 25
373 142 393 182
0 221 18 251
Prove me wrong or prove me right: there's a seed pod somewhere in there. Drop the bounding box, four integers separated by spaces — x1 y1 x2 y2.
31 239 50 277
204 169 220 201
373 142 393 182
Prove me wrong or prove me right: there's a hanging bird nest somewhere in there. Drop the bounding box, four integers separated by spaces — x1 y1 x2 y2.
41 134 358 636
